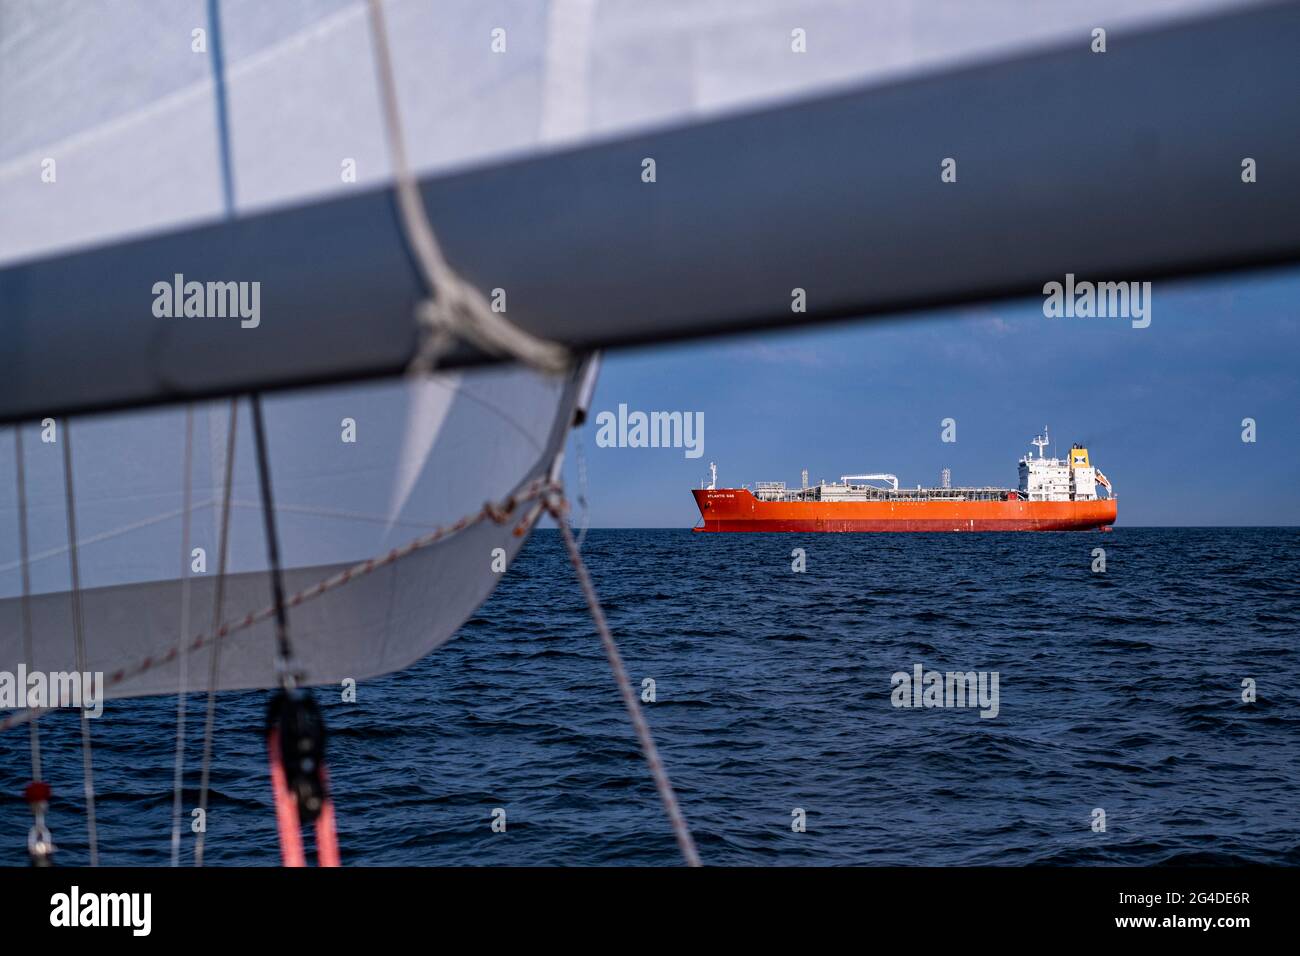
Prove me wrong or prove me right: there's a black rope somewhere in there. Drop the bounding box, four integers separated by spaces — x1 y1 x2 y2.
249 394 295 680
250 395 335 849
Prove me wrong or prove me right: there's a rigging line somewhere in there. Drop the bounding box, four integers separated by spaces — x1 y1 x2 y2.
363 0 570 375
170 407 195 867
17 427 55 866
206 0 236 216
13 429 41 783
548 497 701 867
252 393 336 867
60 420 98 866
249 395 295 679
195 398 238 867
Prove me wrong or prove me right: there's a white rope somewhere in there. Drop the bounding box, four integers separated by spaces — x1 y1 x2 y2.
60 420 98 866
549 498 700 866
195 398 238 867
364 0 570 375
13 429 41 784
14 426 55 864
169 407 195 866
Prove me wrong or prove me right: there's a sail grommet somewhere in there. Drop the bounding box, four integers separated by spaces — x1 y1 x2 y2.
24 781 55 867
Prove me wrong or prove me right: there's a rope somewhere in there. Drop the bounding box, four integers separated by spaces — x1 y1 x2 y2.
547 497 701 867
196 0 235 862
364 0 570 375
313 769 341 867
206 0 236 215
169 407 195 866
60 420 98 866
249 395 296 681
248 396 343 866
15 427 55 865
14 429 41 782
267 728 307 867
195 398 238 867
266 703 340 867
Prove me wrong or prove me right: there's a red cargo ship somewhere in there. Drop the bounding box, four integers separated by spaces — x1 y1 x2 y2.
692 430 1116 532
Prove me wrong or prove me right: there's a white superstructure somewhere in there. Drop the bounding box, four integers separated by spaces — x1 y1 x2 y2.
1017 428 1108 501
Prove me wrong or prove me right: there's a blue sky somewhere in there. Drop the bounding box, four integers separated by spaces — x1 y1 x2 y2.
562 266 1300 527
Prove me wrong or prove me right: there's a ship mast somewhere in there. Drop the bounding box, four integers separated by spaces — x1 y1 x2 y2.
1032 429 1050 459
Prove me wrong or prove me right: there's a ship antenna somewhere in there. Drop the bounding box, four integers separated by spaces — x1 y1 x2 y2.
1032 429 1050 459
707 461 717 491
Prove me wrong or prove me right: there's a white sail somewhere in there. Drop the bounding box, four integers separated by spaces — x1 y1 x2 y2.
0 1 597 698
0 366 582 697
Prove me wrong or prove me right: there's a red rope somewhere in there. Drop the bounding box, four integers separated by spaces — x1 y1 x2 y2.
267 727 341 866
266 728 307 867
314 766 341 868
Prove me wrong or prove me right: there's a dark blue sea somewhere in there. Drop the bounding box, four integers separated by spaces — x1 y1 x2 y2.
2 527 1297 866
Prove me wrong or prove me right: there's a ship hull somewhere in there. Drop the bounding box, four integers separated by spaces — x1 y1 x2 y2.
692 489 1116 532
